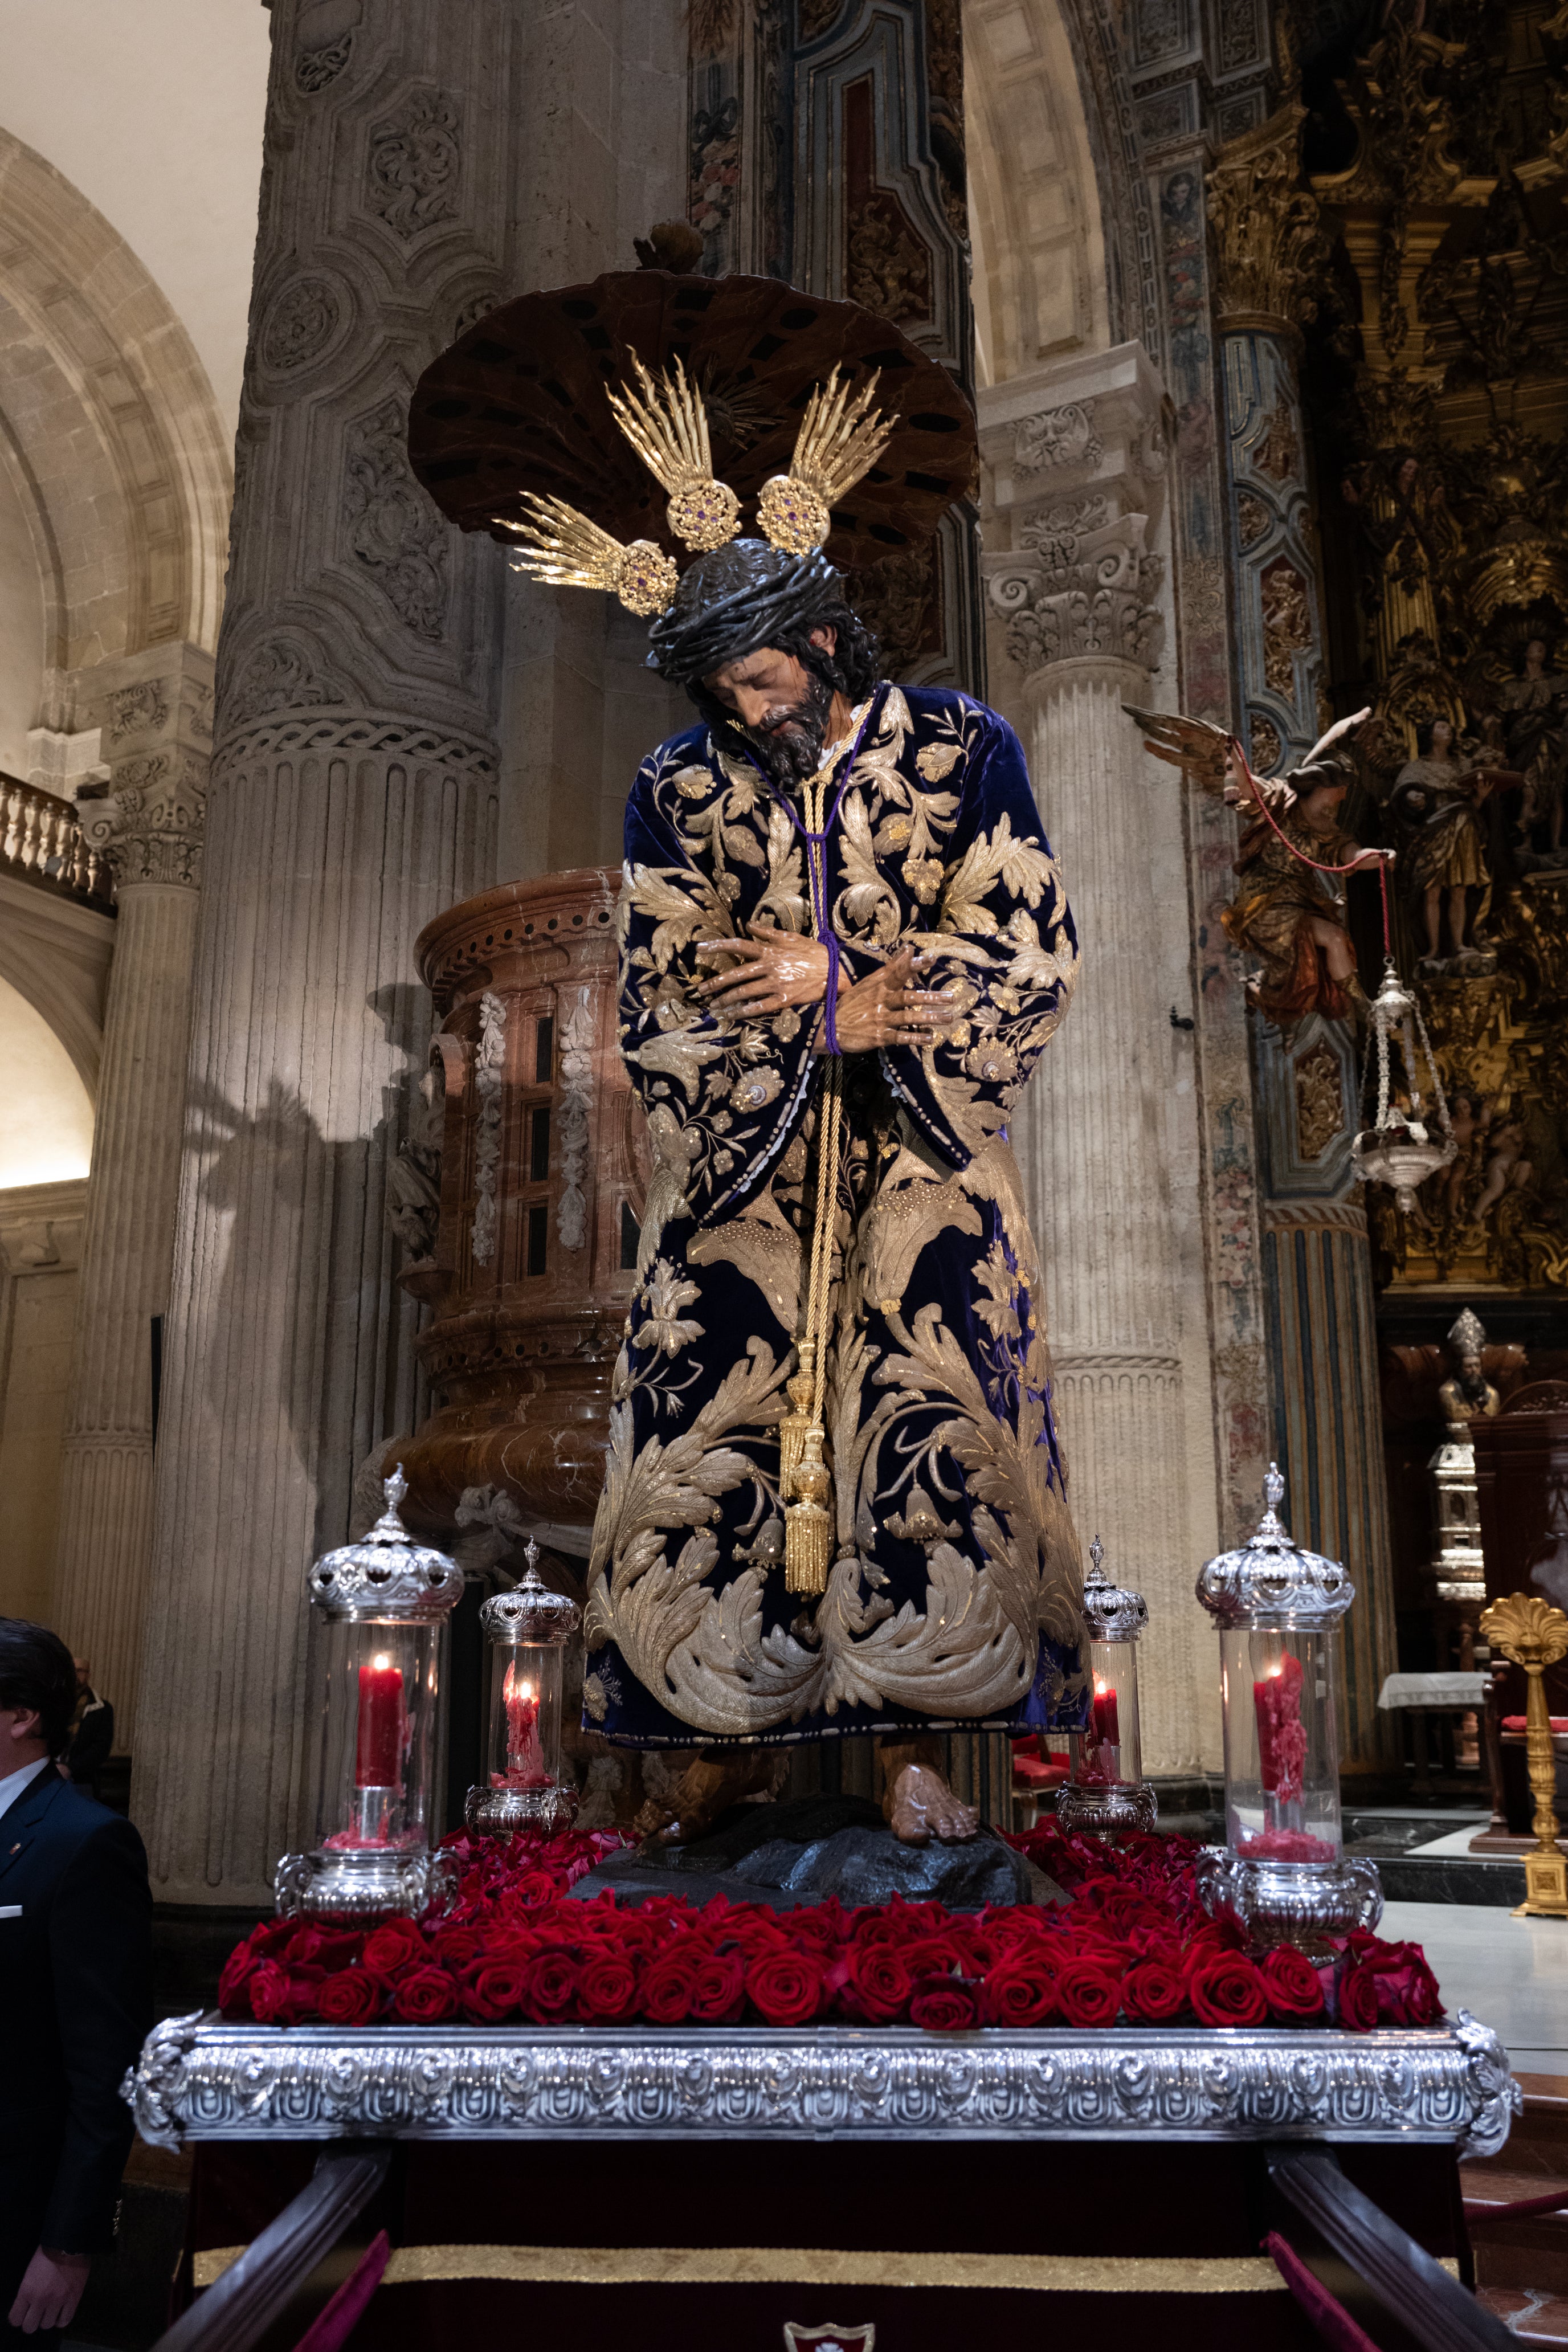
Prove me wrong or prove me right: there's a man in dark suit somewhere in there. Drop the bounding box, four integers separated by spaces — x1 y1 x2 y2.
64 1661 115 1801
0 1619 152 2342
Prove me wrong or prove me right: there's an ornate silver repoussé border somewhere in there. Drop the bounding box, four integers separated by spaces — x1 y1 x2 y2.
126 2011 1518 2157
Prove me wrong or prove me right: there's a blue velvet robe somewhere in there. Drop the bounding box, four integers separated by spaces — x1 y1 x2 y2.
582 682 1088 1748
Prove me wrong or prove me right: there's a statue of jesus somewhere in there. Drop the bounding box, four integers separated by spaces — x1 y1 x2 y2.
499 331 1089 1848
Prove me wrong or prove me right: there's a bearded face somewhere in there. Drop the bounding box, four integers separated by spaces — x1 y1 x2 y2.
738 663 838 788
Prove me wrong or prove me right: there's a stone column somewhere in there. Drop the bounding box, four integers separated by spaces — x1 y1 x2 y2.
49 648 211 1750
982 345 1217 1777
135 0 516 1906
1210 112 1398 1775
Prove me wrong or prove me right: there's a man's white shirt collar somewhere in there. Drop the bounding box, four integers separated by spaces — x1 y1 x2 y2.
0 1755 51 1820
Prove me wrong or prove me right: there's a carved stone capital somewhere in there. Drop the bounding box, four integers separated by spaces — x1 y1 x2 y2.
79 750 208 889
985 511 1165 684
1208 106 1332 336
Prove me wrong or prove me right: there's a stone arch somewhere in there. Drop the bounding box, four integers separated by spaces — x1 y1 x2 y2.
0 128 232 675
966 0 1162 386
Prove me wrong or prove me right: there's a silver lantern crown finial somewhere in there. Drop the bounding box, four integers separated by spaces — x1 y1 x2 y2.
1080 1532 1149 1643
307 1463 465 1621
1195 1460 1353 1628
479 1541 581 1645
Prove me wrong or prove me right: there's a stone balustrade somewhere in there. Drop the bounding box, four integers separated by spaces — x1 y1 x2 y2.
0 772 115 912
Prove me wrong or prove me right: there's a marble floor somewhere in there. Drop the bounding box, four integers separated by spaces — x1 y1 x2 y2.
1384 1899 1568 2075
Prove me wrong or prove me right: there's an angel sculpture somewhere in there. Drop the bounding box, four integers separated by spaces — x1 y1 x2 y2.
1126 707 1394 1027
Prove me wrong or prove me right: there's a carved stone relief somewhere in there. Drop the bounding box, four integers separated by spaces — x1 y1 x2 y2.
260 277 342 373
79 752 207 890
1295 1042 1344 1161
1013 401 1102 478
296 34 354 94
367 88 462 240
107 682 169 745
472 991 505 1268
1260 560 1314 694
556 990 594 1253
989 512 1166 678
342 395 449 640
224 636 350 731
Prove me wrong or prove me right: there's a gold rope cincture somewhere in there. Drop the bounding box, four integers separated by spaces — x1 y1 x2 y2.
782 756 847 1599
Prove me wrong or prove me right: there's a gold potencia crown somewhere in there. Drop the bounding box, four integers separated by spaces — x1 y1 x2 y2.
496 357 893 616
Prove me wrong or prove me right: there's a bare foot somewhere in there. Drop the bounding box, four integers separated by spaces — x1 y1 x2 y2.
633 1749 781 1845
887 1762 981 1846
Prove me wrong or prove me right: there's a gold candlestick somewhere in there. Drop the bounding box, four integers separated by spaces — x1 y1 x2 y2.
1479 1592 1568 1920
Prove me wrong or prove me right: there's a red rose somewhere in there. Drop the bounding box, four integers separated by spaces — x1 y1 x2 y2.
1259 1946 1326 2023
521 1947 580 2021
362 1918 427 1975
1057 1959 1123 2029
1122 1959 1187 2023
430 1925 483 1971
248 1920 298 1958
1189 1953 1268 2028
841 1944 915 2025
903 1932 970 1979
218 1944 259 2016
317 1968 384 2026
981 1954 1060 2028
508 1869 567 1911
1337 1962 1379 2034
746 1947 825 2026
642 1945 700 2024
910 1981 979 2033
461 1958 532 2023
577 1951 640 2023
690 1950 746 2025
392 1965 459 2024
248 1960 292 2023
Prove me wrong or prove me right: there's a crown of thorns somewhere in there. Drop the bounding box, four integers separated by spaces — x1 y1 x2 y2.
494 355 893 619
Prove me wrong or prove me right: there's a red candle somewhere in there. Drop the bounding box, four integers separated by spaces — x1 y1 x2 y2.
1253 1652 1307 1802
1092 1679 1120 1746
355 1655 405 1788
503 1660 545 1786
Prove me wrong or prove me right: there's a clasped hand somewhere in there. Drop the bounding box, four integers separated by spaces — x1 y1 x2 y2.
696 924 957 1051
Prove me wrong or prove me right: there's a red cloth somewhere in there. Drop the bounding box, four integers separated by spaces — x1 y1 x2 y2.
1501 1716 1568 1734
1264 2230 1381 2352
292 2230 389 2352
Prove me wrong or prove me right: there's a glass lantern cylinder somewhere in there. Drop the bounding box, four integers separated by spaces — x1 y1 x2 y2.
1195 1464 1382 1951
466 1545 581 1836
1057 1537 1158 1836
275 1467 464 1920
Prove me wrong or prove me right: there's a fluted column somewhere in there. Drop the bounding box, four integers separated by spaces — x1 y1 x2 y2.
1211 111 1397 1773
136 0 514 1904
50 647 210 1750
981 345 1216 1776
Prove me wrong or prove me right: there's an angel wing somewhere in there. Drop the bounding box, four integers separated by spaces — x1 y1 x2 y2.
1123 705 1233 800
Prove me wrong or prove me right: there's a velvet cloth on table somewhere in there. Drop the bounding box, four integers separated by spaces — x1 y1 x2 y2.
583 681 1088 1749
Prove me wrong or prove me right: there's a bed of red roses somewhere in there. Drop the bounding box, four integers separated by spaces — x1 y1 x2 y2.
217 1818 1442 2037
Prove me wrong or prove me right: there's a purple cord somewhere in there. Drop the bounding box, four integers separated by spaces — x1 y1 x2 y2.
732 691 884 1058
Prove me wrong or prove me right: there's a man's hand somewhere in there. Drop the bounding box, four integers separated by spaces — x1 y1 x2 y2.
829 948 958 1053
1350 846 1396 872
696 924 831 1014
9 2248 91 2334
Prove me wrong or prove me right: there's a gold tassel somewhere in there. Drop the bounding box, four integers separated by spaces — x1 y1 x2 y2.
777 1344 817 1500
785 1427 833 1596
